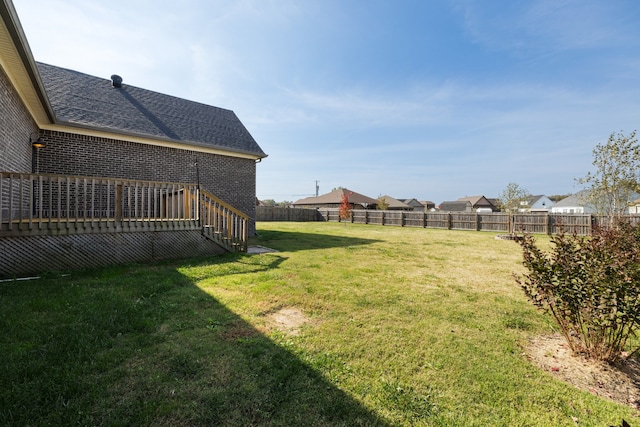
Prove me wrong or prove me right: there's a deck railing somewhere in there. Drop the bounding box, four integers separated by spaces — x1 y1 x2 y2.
0 172 247 252
200 189 248 252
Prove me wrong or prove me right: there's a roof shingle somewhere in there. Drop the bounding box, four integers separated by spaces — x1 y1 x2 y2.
37 62 266 158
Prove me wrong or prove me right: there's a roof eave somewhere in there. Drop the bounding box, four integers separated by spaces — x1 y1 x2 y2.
44 120 268 160
0 0 55 124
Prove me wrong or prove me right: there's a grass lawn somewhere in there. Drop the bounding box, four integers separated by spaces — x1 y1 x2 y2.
1 222 637 426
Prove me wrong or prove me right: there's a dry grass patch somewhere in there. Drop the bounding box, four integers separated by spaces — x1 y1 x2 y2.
265 307 310 336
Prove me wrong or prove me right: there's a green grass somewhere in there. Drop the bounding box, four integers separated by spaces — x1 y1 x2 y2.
0 222 636 426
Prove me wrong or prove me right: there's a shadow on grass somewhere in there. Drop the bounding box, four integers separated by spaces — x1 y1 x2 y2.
253 229 381 252
0 258 389 426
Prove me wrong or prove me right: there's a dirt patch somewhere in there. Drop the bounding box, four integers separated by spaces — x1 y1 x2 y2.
527 334 640 410
266 307 309 336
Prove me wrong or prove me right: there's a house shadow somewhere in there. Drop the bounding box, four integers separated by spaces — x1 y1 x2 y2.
252 230 381 252
0 257 390 426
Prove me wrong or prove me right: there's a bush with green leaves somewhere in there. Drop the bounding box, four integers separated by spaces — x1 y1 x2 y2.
515 221 640 362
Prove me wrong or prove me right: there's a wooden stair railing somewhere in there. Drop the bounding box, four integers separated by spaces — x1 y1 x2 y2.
197 189 248 253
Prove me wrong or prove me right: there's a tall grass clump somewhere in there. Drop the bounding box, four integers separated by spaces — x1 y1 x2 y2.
515 221 640 362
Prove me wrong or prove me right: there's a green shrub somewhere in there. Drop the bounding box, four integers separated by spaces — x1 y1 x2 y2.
515 221 640 362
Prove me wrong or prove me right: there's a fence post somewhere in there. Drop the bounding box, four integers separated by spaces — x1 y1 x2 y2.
447 213 452 230
545 213 550 235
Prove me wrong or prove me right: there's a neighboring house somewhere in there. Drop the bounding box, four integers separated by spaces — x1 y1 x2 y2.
519 195 554 213
487 198 500 210
0 0 266 276
550 190 595 214
457 196 497 212
629 200 640 214
420 200 436 211
293 188 377 209
398 198 435 211
398 198 424 211
439 201 473 212
379 195 413 211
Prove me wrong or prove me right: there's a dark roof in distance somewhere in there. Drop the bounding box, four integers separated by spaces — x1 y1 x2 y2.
36 62 266 158
439 201 472 212
293 188 377 206
379 195 412 210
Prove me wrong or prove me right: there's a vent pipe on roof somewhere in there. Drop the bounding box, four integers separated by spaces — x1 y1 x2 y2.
111 74 123 88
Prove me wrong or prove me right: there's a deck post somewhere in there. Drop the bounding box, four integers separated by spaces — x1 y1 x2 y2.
115 183 123 222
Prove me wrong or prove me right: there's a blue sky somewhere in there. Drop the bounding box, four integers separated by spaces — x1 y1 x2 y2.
14 0 640 204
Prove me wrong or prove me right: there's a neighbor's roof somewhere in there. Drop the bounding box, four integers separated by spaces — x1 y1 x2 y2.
551 190 591 208
379 195 412 209
293 188 377 206
457 195 494 207
36 62 266 159
439 200 472 211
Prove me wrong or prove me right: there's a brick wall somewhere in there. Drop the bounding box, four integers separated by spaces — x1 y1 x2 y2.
0 65 38 173
36 130 258 235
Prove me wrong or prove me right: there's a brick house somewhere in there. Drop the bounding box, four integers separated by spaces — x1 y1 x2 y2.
0 0 266 277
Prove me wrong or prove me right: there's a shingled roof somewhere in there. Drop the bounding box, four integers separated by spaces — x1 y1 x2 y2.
36 62 266 158
293 188 377 207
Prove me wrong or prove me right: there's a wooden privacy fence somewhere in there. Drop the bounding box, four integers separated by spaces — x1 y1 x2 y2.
256 206 323 222
307 208 640 236
0 172 247 252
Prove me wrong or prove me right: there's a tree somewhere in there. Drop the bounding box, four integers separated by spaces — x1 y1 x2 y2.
498 182 530 213
377 196 389 210
261 199 277 207
339 192 352 221
577 130 640 222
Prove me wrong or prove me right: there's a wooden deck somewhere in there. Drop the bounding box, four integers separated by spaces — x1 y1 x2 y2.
1 172 248 252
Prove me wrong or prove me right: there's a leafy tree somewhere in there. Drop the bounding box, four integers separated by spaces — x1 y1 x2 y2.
498 182 530 213
261 199 277 207
515 222 640 362
377 196 389 210
577 130 640 221
339 192 352 221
